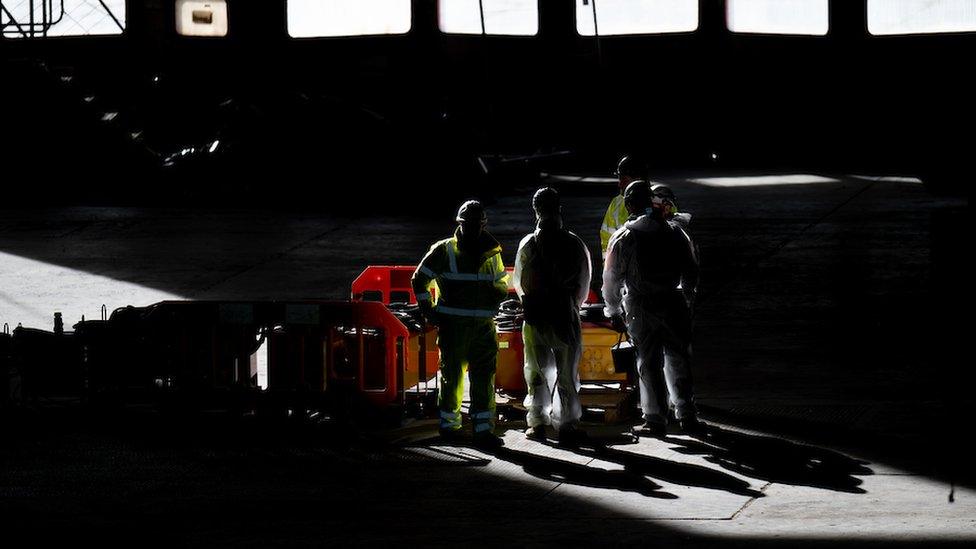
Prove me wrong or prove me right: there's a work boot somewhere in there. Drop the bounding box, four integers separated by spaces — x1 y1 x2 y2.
557 425 590 448
525 425 548 442
632 420 667 438
472 430 504 450
439 428 464 443
679 416 706 436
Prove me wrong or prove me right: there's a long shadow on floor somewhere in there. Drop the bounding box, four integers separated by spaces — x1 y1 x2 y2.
663 423 873 493
567 442 765 498
484 445 677 499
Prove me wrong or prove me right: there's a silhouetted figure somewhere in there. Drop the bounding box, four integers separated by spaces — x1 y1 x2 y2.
603 181 701 437
600 155 646 259
513 187 592 446
412 200 510 449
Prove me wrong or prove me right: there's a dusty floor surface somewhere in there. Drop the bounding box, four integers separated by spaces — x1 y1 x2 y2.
1 173 971 546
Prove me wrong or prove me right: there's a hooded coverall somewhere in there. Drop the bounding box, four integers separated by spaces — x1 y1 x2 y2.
513 218 592 430
412 229 509 434
600 194 628 259
602 214 700 424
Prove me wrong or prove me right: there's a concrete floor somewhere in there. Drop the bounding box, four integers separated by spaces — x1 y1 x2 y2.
0 173 972 546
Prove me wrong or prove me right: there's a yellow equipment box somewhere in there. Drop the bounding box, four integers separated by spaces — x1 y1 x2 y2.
580 324 630 382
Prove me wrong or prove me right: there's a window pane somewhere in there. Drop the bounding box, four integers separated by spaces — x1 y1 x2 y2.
2 0 125 38
727 0 828 36
577 0 698 36
439 0 483 34
868 0 976 35
287 0 411 38
176 0 229 37
439 0 538 36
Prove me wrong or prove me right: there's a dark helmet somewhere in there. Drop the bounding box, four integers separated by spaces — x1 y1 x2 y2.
623 180 652 215
456 200 487 225
650 183 676 202
531 186 560 220
615 155 646 180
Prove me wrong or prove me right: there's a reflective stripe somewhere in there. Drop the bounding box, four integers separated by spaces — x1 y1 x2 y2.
494 270 507 281
418 266 437 278
601 223 615 234
440 410 461 428
472 411 492 420
436 305 497 318
441 272 499 282
415 292 431 301
473 423 493 433
445 241 458 274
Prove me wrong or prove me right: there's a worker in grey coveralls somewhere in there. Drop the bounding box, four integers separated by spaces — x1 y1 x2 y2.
602 181 702 436
513 187 592 445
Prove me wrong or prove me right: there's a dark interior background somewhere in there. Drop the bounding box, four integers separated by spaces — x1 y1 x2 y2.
3 0 973 205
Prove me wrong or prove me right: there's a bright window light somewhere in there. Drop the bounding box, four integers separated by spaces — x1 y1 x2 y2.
544 174 619 184
176 0 228 37
850 175 923 184
439 0 539 36
1 0 125 38
868 0 976 35
287 0 411 38
577 0 698 36
727 0 829 36
688 175 840 188
254 336 269 389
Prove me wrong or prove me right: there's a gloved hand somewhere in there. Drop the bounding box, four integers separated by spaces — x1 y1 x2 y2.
610 313 628 334
418 301 436 327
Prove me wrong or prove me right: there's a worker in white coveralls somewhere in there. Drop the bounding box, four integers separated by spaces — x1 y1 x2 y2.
603 180 703 437
513 187 592 446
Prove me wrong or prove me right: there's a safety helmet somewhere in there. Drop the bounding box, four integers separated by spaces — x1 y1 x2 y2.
615 155 646 180
623 180 652 215
456 200 487 225
531 187 560 220
651 183 679 219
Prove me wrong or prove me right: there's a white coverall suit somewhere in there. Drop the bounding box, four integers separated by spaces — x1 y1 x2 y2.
602 213 700 424
513 218 592 430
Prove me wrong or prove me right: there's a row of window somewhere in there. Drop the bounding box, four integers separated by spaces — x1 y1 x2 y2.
276 0 976 38
4 0 976 39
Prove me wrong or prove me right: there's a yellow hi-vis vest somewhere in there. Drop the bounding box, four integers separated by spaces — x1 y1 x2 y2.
600 194 628 259
412 232 509 319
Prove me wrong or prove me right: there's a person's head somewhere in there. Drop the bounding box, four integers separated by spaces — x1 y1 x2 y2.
456 199 487 240
615 155 645 193
531 186 560 223
650 183 679 220
623 180 652 217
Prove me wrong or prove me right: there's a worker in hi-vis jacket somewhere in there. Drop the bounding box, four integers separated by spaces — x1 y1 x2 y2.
600 155 645 259
412 200 509 448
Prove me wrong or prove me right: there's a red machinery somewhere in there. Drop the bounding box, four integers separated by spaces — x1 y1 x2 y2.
4 267 630 421
351 265 527 394
350 266 633 420
10 300 416 414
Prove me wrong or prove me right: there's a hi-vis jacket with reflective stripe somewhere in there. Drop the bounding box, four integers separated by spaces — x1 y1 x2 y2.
600 194 628 259
412 229 510 319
